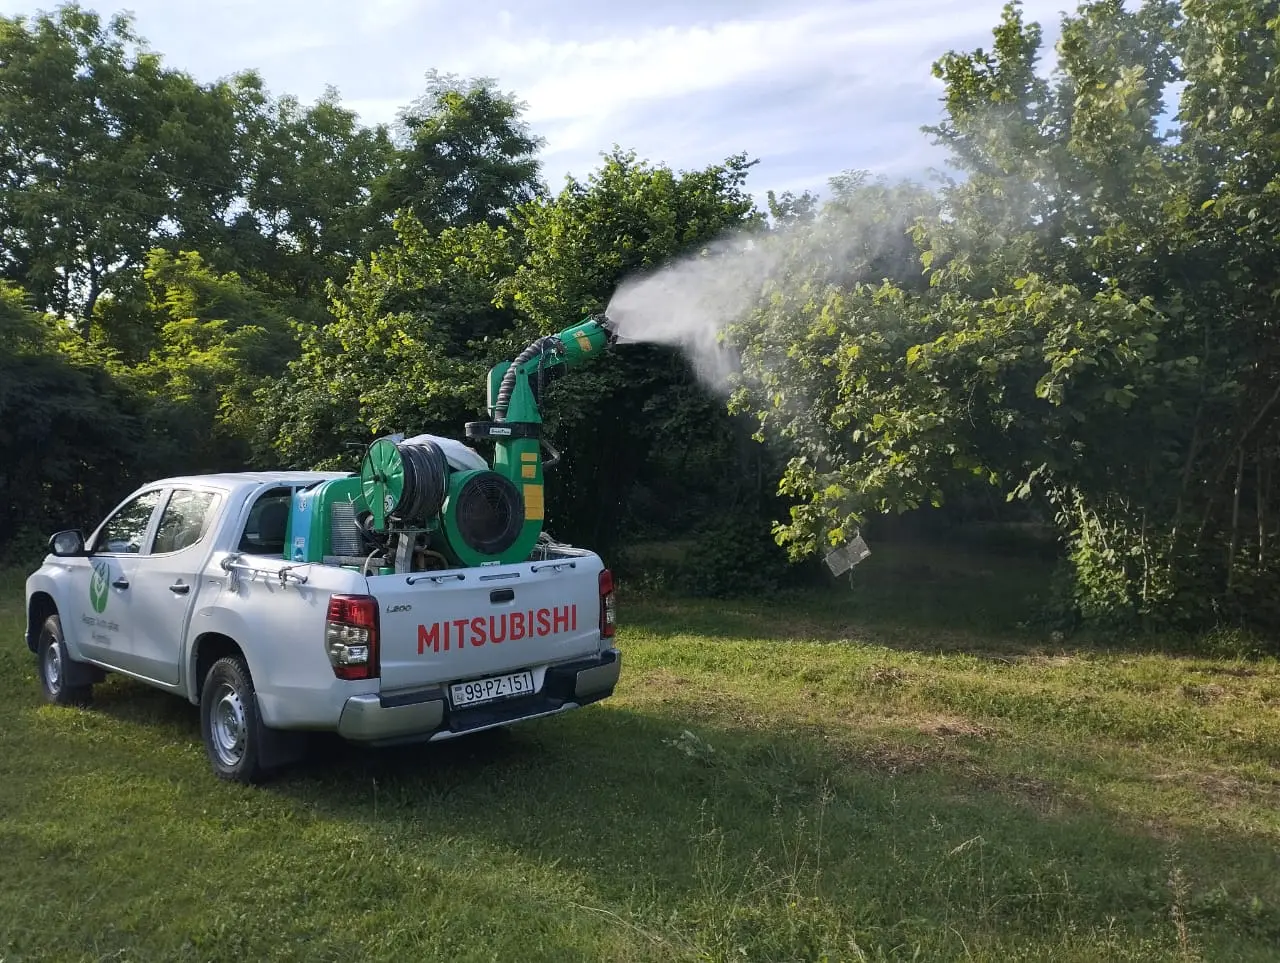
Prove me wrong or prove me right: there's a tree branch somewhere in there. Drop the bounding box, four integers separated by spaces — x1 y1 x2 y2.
1258 441 1266 567
1227 446 1244 590
1198 380 1280 546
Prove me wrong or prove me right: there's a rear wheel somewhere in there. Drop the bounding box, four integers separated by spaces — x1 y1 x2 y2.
37 614 93 707
200 656 267 784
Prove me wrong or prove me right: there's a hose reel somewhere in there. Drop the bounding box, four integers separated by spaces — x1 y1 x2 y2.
359 437 449 529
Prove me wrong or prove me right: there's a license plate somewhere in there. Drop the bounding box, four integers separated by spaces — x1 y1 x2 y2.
449 670 535 708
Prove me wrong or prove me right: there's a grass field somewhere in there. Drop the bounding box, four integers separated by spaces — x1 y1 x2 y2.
2 544 1279 962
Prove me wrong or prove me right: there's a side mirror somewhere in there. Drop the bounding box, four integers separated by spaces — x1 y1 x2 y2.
49 530 87 557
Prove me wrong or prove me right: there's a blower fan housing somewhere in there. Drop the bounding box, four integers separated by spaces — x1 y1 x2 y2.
441 469 526 566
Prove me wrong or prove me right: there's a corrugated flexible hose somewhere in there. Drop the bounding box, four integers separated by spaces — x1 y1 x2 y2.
493 335 560 421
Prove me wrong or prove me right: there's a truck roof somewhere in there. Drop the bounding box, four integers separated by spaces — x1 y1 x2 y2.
146 470 351 489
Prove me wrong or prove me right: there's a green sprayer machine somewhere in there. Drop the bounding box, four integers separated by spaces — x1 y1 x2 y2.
285 315 618 575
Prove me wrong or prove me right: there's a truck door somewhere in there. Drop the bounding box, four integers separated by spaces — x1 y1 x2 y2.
72 488 165 668
126 487 224 687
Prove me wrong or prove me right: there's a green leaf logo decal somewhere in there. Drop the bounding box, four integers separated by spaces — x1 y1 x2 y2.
90 560 110 614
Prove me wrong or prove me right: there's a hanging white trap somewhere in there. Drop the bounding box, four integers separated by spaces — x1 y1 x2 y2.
824 533 871 577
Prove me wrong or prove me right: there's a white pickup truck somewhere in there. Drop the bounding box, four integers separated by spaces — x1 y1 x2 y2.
23 470 620 783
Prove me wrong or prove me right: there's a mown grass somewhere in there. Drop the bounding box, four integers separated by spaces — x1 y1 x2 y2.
2 545 1279 962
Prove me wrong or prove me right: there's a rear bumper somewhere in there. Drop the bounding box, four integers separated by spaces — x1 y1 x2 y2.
337 648 621 745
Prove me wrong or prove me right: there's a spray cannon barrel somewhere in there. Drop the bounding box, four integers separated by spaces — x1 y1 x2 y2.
574 311 619 353
464 311 617 448
481 313 617 426
494 313 616 423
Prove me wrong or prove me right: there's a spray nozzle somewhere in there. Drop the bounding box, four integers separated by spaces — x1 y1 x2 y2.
586 312 619 345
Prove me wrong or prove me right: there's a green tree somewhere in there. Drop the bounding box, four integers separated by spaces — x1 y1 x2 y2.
0 282 169 557
230 80 397 311
260 213 523 470
730 0 1280 632
373 71 545 235
0 4 242 322
723 175 946 554
136 250 298 469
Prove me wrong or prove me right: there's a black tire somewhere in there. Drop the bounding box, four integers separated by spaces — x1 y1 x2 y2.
200 656 268 784
36 614 93 707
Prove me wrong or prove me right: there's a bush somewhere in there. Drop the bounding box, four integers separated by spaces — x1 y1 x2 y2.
673 510 796 599
0 526 51 570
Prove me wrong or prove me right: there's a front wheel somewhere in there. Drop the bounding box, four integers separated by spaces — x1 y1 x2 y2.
200 656 268 784
37 614 93 707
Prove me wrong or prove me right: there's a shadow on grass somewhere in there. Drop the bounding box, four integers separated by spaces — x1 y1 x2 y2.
13 663 1280 961
259 705 1280 960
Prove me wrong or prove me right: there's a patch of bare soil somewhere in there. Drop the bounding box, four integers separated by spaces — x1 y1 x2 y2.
639 668 692 693
915 714 997 739
1179 683 1227 704
963 769 1061 806
1200 665 1258 678
1150 768 1280 809
866 666 908 687
1021 654 1078 668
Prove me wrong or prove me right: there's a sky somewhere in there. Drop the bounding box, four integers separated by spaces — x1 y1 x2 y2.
0 0 1076 202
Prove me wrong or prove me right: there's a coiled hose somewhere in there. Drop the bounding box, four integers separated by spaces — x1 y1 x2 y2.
395 439 449 520
493 335 560 421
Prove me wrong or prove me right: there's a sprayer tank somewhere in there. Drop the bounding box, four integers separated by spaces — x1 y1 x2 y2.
286 476 363 562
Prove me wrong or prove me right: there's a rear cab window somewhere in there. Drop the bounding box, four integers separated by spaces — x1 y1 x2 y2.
238 487 294 557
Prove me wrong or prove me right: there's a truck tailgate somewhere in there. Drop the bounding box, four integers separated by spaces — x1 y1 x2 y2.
368 557 605 694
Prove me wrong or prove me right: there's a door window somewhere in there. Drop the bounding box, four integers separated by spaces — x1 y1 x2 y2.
152 489 222 555
93 490 163 554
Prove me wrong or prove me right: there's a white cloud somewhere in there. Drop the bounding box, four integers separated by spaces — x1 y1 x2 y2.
414 0 1073 194
441 1 1049 124
353 0 438 35
0 0 1076 197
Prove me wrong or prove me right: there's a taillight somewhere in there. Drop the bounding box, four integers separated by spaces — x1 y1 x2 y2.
598 568 616 639
325 594 379 680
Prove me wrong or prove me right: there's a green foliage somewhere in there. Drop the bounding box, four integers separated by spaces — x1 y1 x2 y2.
724 178 943 557
259 214 524 470
374 70 544 235
727 0 1280 634
230 80 397 309
0 283 175 558
0 3 243 320
136 250 299 468
672 506 796 599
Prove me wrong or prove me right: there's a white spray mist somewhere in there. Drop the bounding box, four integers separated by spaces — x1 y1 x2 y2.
604 229 775 392
604 177 934 395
